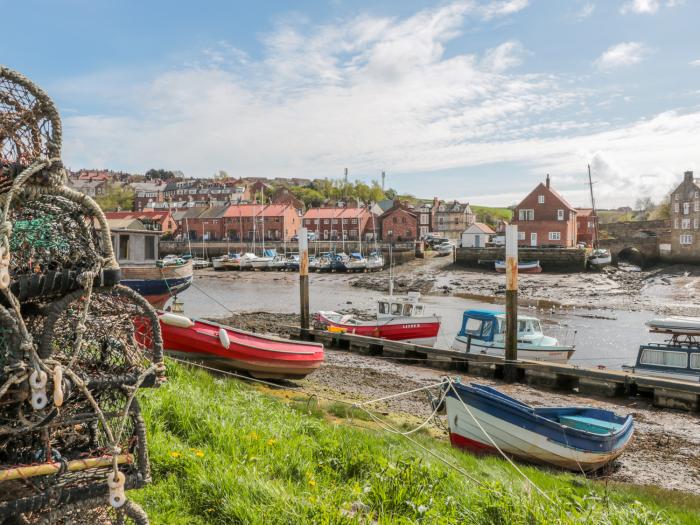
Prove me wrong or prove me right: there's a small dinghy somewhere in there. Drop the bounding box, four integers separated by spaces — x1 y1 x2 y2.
444 382 634 471
158 312 324 379
494 260 542 273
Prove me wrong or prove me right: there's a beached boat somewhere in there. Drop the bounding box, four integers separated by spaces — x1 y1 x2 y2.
220 253 242 271
451 310 575 363
238 252 260 270
285 253 300 271
121 260 193 308
345 252 368 272
622 317 700 382
310 253 332 272
494 260 542 273
588 248 612 268
366 251 384 271
314 292 441 346
249 249 276 270
329 252 350 272
585 164 611 270
192 257 211 269
435 242 455 256
443 382 634 471
158 312 325 379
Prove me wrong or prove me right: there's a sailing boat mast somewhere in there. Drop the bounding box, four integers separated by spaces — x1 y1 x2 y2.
587 164 600 250
260 188 266 256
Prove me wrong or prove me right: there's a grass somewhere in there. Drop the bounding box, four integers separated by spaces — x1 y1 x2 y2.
132 361 700 524
471 205 513 225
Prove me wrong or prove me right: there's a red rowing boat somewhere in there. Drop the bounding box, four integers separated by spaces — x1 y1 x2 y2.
158 312 324 379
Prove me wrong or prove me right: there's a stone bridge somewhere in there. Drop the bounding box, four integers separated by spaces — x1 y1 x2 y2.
598 219 671 267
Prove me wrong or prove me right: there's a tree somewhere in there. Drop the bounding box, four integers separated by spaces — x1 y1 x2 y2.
144 169 176 181
215 170 229 180
95 183 135 211
649 197 670 220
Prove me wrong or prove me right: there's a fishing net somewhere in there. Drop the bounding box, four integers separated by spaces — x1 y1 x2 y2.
0 66 163 524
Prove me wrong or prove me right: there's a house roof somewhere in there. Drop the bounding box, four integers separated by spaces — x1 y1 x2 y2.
377 199 395 212
576 208 595 217
517 181 577 212
105 211 171 222
464 222 495 234
303 207 370 220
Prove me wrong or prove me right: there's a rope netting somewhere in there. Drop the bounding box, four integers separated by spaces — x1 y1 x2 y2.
0 66 163 524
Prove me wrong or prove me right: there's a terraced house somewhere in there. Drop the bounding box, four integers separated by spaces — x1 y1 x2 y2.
670 171 700 261
432 198 475 239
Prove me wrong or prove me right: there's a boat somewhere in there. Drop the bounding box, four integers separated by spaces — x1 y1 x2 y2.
158 254 186 267
158 312 325 379
314 292 441 346
249 249 276 270
435 242 456 256
622 317 700 382
588 248 612 268
212 255 227 271
310 253 332 272
494 260 542 273
192 257 211 269
366 251 384 271
451 310 575 363
269 253 288 271
586 164 611 269
238 252 260 270
285 253 300 271
345 252 367 272
329 252 350 272
220 253 242 271
443 381 634 471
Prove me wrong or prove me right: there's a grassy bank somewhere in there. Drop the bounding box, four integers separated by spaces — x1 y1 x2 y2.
132 362 699 524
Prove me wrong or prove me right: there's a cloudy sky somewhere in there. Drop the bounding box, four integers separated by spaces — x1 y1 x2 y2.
2 0 699 208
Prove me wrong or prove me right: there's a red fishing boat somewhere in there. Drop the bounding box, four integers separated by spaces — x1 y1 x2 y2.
313 293 441 346
158 312 324 379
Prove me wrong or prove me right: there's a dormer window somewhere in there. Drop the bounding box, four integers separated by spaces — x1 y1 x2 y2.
538 195 545 204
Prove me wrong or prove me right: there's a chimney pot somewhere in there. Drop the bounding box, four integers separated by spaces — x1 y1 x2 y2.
546 174 551 188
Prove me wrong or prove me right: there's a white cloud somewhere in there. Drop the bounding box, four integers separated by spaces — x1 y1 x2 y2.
691 59 700 67
56 2 699 208
620 0 683 14
575 3 596 20
479 0 529 20
594 42 649 70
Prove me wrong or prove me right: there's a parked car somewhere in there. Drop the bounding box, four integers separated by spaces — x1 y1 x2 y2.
292 231 317 241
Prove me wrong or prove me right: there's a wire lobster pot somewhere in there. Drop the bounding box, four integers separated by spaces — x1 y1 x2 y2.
0 66 163 524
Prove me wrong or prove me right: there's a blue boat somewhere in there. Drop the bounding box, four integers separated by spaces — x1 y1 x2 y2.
120 260 193 308
444 382 634 471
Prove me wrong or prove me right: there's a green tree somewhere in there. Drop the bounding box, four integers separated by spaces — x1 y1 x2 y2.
95 183 135 211
144 169 176 181
215 170 229 180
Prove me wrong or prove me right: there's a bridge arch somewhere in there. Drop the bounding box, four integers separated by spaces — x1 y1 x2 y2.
616 246 646 268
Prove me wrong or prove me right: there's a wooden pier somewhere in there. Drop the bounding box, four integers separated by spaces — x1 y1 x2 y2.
290 328 700 413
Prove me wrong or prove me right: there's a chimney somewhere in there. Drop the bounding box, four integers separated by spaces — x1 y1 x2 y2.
684 170 694 183
546 174 551 188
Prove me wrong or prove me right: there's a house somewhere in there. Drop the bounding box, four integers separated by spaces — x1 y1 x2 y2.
512 175 577 247
432 198 476 240
379 203 419 241
461 223 495 248
670 170 700 260
105 210 177 235
575 208 598 246
67 179 109 198
417 203 433 238
270 187 304 211
302 206 374 241
220 203 301 242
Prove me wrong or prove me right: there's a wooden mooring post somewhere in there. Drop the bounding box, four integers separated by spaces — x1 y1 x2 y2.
504 224 518 382
299 228 310 338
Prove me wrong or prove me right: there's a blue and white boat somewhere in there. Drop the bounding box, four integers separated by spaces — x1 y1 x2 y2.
451 310 575 363
622 317 700 383
345 252 367 272
444 382 634 471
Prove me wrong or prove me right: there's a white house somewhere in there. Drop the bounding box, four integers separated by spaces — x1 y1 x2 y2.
460 222 495 248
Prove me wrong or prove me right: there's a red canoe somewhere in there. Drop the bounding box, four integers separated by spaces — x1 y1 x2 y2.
158 312 324 379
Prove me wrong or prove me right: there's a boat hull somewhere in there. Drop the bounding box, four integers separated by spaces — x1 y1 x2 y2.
495 260 542 273
621 365 700 383
451 336 574 363
446 383 634 471
160 315 324 380
315 313 440 346
120 261 193 308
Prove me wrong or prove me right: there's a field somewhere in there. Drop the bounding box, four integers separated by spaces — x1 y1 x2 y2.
131 361 700 524
471 205 513 225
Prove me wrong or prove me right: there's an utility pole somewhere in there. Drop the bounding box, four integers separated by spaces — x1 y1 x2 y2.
504 224 518 383
381 170 386 191
344 167 348 184
299 227 310 338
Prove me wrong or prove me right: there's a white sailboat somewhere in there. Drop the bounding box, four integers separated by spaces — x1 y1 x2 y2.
366 207 384 271
587 164 611 268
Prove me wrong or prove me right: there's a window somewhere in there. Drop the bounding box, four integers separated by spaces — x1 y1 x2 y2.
684 202 690 215
414 305 424 316
675 194 679 201
682 218 691 229
538 195 545 204
420 214 429 225
695 218 699 229
587 221 593 228
691 353 700 370
674 218 679 229
680 234 693 245
402 217 406 224
352 219 357 224
696 201 700 212
144 236 155 260
518 209 534 221
391 303 402 315
548 232 561 241
387 229 393 237
378 302 389 314
557 209 564 221
118 235 130 260
674 202 679 213
465 318 483 335
393 217 397 224
640 349 687 368
314 219 320 224
332 219 338 224
518 231 525 241
402 304 413 316
324 219 330 224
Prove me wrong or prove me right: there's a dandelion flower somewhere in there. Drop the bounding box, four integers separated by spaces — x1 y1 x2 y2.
248 431 259 440
308 479 316 487
266 438 276 446
169 451 181 458
195 450 205 458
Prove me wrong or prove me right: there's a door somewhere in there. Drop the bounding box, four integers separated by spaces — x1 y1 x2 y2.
474 235 481 248
530 232 537 247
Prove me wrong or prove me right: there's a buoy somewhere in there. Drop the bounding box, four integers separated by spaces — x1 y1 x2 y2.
159 312 194 328
219 327 231 349
108 470 126 508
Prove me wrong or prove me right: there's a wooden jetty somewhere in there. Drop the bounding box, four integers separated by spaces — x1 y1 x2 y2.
289 327 700 413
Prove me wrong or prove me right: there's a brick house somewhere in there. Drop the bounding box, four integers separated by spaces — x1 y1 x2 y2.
417 203 433 238
270 187 304 211
380 203 419 241
575 208 599 246
302 207 373 241
512 175 577 247
432 198 476 240
220 204 301 241
670 170 700 259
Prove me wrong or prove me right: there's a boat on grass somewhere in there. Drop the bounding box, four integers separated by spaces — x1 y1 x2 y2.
314 292 441 346
159 312 324 379
444 381 634 471
494 260 542 273
451 310 575 363
622 317 700 382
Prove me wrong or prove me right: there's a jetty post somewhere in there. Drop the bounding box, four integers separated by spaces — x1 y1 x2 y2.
299 227 310 338
504 224 518 382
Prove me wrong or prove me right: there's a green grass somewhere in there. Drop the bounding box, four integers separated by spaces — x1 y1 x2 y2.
471 205 513 225
132 361 700 524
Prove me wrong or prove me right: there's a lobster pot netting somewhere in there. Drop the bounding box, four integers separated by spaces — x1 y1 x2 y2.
0 66 163 523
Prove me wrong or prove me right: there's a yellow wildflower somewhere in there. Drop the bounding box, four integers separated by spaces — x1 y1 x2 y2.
169 451 181 458
266 438 276 446
195 449 205 458
248 431 259 440
308 478 316 487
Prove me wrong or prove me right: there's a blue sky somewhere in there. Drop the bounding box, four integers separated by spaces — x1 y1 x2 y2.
2 0 699 207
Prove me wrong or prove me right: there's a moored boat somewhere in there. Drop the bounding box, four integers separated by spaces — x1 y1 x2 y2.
329 252 349 272
451 310 575 362
443 381 634 471
121 259 193 308
159 312 325 379
366 251 384 271
314 292 441 346
622 316 700 382
192 257 211 269
345 252 368 272
285 253 300 271
238 252 260 270
588 248 612 268
494 260 542 273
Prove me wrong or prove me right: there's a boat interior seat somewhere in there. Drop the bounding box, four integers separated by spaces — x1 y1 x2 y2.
558 415 622 435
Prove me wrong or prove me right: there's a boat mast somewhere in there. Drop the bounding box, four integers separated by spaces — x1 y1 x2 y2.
184 214 193 257
260 188 266 256
388 243 394 296
587 164 599 250
341 210 346 253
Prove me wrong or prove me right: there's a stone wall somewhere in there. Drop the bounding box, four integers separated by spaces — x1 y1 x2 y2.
455 247 587 272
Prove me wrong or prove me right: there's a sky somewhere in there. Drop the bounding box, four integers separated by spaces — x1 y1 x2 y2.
2 0 699 208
